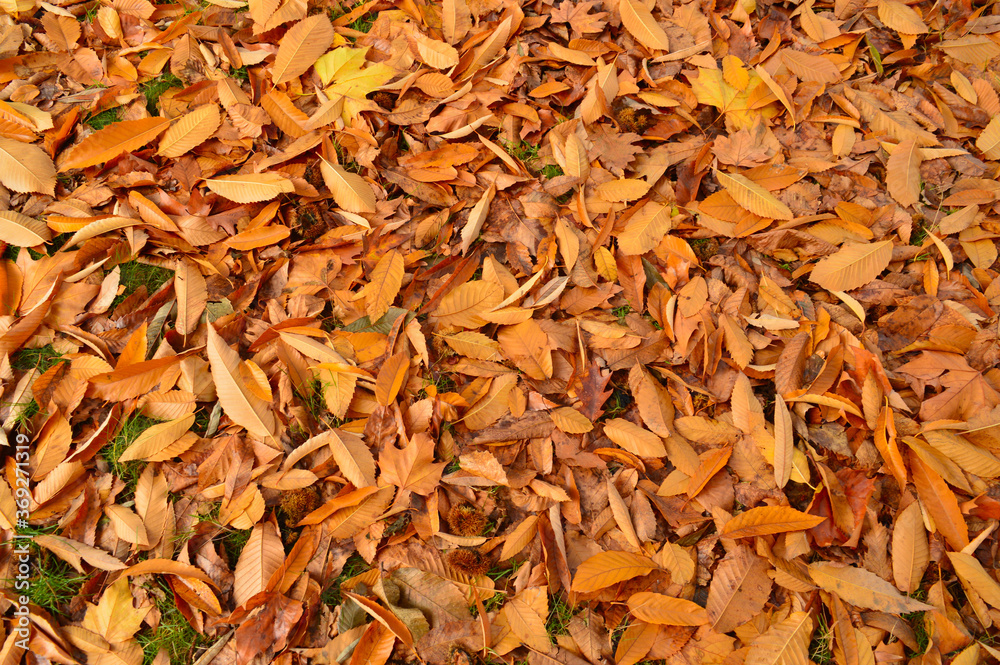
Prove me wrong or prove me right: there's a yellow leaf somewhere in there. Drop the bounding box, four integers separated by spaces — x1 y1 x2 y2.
157 104 221 158
746 611 813 665
320 157 375 213
0 137 56 195
773 395 793 488
105 504 149 547
463 373 518 430
617 201 673 255
272 14 335 84
504 587 549 651
175 258 206 337
938 36 1000 66
441 330 503 361
722 506 826 539
619 0 670 51
432 280 504 328
363 249 404 322
0 210 50 247
809 240 893 292
375 351 408 406
892 501 929 594
460 182 496 254
59 118 170 171
627 592 709 626
976 116 1000 160
551 406 593 433
780 49 841 83
206 324 277 440
594 246 618 280
34 535 126 573
206 172 295 203
808 563 934 613
603 418 666 457
674 416 742 445
497 319 552 380
715 169 793 220
63 216 140 249
414 33 459 69
233 520 284 607
615 621 659 665
596 177 651 202
948 552 1000 609
876 0 928 34
886 140 922 207
119 414 195 462
720 314 753 368
498 515 540 560
82 577 150 644
571 551 658 592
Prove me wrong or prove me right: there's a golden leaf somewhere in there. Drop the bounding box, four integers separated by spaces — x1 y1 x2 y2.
603 418 667 457
746 612 813 665
271 14 335 84
363 249 404 322
206 324 277 441
174 258 206 336
617 201 673 255
375 351 409 406
442 330 503 361
780 49 841 83
891 501 929 594
715 169 793 220
938 36 1000 66
413 33 460 69
721 506 827 539
460 182 496 255
627 592 709 626
0 210 51 247
550 406 593 433
82 577 150 644
808 563 934 613
207 172 295 203
59 118 170 171
570 551 658 592
119 414 195 462
233 520 284 607
597 177 651 202
975 116 1000 160
615 621 659 665
157 104 221 158
773 395 793 488
320 157 376 213
947 552 1000 610
876 0 928 34
809 240 893 291
463 373 518 430
433 280 504 328
619 0 670 51
0 137 56 195
497 319 552 380
706 545 772 634
886 140 922 207
34 535 126 573
720 314 753 368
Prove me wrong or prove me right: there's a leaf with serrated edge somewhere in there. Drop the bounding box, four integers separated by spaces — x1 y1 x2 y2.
619 0 670 50
722 506 827 539
0 210 51 247
808 563 934 613
158 104 221 158
715 169 793 220
59 118 170 171
706 545 772 634
364 250 404 322
272 14 335 84
571 551 658 592
206 324 277 440
947 552 1000 609
0 137 55 195
809 240 893 292
627 592 708 625
886 140 922 207
233 520 284 607
746 611 813 665
321 157 375 213
207 173 295 203
604 418 667 457
618 201 673 255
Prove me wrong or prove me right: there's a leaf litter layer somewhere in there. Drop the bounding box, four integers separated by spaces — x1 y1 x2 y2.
2 0 1000 663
